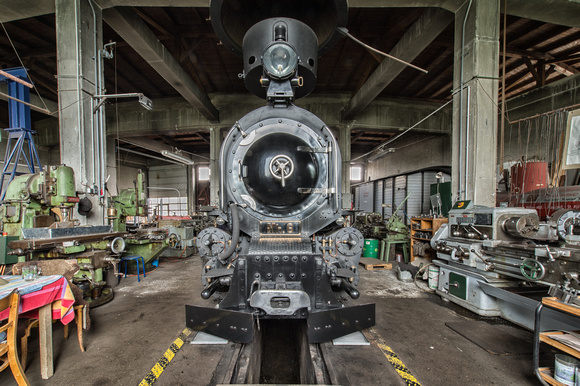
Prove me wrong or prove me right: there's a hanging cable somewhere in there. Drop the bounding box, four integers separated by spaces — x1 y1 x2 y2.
337 28 428 74
0 17 51 113
351 98 452 162
114 44 121 196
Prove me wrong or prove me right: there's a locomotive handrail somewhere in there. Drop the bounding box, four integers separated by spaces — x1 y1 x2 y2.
333 131 340 210
217 203 239 263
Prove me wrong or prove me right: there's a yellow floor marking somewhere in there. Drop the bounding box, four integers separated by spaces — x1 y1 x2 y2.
139 328 194 386
365 328 422 386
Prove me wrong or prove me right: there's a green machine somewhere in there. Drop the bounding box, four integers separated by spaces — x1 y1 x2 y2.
380 211 410 262
0 165 78 235
353 193 411 262
107 170 168 269
2 165 122 305
380 192 411 262
107 170 147 232
0 165 78 265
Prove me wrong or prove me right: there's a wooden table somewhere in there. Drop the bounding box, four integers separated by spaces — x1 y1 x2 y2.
0 275 75 379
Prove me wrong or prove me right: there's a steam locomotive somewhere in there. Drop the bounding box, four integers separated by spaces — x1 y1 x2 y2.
186 0 375 343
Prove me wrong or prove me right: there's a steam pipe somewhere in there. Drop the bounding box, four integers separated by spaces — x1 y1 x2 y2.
218 203 240 263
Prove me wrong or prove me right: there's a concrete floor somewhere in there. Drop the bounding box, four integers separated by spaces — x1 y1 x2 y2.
0 256 546 385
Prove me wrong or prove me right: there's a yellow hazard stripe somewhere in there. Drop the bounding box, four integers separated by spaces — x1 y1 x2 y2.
139 328 194 386
367 328 421 386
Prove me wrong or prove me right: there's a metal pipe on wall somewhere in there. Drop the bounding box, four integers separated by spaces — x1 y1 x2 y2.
88 0 99 191
459 0 473 200
73 0 85 189
465 85 471 199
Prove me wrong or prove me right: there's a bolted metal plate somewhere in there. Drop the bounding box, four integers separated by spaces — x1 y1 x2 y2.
307 303 375 343
185 305 254 343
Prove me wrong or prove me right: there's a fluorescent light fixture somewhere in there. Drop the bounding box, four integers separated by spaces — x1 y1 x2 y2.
139 95 153 110
161 150 194 165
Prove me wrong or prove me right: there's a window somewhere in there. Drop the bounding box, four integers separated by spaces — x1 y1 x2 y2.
350 166 363 182
148 197 188 217
198 166 210 181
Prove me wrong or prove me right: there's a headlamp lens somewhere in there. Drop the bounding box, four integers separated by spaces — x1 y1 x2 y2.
262 43 298 79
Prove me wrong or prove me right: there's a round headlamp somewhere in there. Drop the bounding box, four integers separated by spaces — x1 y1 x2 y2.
262 42 298 79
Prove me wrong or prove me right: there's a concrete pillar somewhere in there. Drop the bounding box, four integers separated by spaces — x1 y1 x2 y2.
451 0 500 206
209 127 223 207
56 0 106 225
338 125 352 209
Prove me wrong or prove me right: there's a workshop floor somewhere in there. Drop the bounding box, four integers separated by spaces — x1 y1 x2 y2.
0 256 546 385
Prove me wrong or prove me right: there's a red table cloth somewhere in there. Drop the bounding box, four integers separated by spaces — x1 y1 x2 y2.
0 275 75 325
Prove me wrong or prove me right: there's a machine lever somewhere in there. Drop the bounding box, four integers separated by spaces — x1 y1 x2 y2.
201 279 221 299
341 278 360 299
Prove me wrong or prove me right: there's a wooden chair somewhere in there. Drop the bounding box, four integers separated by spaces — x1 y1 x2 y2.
63 304 86 352
0 290 30 386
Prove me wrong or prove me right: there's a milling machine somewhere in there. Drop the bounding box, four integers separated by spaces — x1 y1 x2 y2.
2 165 124 305
107 170 147 232
431 202 580 330
0 164 79 235
107 170 168 268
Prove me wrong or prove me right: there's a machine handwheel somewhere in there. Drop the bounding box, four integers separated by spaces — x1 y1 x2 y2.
520 258 545 280
168 233 180 249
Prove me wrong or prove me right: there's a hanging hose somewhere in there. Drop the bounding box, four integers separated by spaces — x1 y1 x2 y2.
218 203 240 264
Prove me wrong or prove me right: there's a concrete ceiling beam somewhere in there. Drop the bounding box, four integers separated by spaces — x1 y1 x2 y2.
105 94 451 139
102 7 219 122
342 8 453 120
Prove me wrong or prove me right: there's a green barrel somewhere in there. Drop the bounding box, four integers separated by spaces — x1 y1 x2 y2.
363 239 379 258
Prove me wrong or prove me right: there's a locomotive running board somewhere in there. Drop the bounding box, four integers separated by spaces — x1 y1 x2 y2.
185 305 254 343
307 303 376 343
